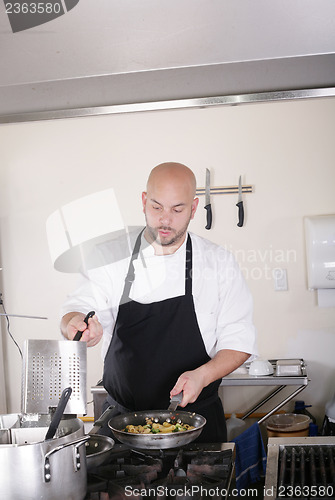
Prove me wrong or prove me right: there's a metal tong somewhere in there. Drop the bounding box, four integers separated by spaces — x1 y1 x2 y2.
73 310 95 341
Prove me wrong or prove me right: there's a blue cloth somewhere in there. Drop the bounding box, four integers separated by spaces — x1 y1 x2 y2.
231 422 267 492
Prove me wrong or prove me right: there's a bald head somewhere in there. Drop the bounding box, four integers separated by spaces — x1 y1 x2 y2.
142 162 199 253
147 162 197 203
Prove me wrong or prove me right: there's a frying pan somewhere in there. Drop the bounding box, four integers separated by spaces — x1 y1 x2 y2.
108 410 206 449
85 434 115 470
85 406 115 470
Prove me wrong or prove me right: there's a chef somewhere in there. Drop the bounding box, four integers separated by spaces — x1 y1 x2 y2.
60 162 257 442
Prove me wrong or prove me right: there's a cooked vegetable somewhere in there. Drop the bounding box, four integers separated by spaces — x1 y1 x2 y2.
122 417 195 434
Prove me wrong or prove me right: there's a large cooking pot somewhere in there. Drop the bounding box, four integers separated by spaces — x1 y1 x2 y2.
108 410 206 449
0 414 88 500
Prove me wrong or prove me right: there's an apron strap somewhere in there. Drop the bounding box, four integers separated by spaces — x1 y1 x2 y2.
120 228 144 304
120 230 193 303
185 234 192 296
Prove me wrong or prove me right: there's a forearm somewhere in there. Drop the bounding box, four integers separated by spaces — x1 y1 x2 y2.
171 349 250 406
195 349 250 388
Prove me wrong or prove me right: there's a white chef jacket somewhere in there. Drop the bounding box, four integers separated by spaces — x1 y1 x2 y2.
61 231 258 359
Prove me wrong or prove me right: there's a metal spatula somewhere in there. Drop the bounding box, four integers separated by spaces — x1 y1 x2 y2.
168 392 183 411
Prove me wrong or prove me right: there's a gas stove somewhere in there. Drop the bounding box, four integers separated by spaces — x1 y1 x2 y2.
84 442 235 500
264 437 335 499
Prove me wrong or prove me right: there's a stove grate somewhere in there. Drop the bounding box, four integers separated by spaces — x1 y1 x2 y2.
277 446 335 499
85 446 234 500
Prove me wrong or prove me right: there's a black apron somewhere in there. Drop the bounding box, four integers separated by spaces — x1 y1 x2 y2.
102 230 227 442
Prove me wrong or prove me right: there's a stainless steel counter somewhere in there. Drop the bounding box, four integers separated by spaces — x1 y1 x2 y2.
221 359 309 423
221 372 308 387
221 358 307 386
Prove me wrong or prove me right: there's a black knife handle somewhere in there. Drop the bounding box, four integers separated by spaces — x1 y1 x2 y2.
205 204 212 230
236 201 244 227
73 310 95 341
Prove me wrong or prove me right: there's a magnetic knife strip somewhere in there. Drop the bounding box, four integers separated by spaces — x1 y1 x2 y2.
196 184 253 195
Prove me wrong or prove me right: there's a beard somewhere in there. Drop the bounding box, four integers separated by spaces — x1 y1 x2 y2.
145 215 192 247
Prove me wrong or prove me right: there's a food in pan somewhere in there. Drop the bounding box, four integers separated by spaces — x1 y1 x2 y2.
123 417 195 434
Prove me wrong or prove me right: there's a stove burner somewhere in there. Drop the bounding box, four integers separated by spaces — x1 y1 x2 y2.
277 446 335 499
85 444 234 500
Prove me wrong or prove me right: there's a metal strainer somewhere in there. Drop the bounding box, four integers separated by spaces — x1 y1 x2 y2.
21 339 87 415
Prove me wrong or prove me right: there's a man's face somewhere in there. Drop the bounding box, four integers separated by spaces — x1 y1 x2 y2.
142 180 199 249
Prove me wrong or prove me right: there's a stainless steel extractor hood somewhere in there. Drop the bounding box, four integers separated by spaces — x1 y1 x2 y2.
0 0 335 123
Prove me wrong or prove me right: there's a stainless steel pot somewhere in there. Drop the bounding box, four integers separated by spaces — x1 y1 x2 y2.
108 410 206 449
0 415 88 500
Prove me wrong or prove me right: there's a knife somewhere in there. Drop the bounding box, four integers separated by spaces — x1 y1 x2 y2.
204 168 212 230
73 310 95 341
168 392 183 411
236 175 244 227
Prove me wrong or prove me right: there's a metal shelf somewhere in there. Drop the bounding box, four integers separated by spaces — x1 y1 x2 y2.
221 373 308 387
220 359 309 424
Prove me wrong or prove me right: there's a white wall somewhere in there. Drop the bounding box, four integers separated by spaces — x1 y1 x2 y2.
0 97 334 424
0 324 7 413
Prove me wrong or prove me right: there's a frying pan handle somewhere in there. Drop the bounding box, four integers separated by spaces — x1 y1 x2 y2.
168 391 183 411
73 310 95 341
91 405 115 433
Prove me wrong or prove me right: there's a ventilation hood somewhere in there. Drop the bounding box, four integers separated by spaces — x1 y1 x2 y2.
0 0 335 123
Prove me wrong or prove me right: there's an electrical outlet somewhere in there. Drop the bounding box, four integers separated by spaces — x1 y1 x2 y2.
273 268 288 291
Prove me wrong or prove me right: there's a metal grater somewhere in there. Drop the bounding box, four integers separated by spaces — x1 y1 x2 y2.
21 339 87 415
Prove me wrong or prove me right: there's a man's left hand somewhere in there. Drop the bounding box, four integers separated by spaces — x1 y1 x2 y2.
170 368 206 407
170 349 251 408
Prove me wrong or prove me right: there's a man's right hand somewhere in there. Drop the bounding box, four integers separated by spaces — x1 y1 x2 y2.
61 312 103 347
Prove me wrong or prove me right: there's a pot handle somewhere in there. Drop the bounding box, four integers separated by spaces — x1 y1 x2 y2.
44 436 90 482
